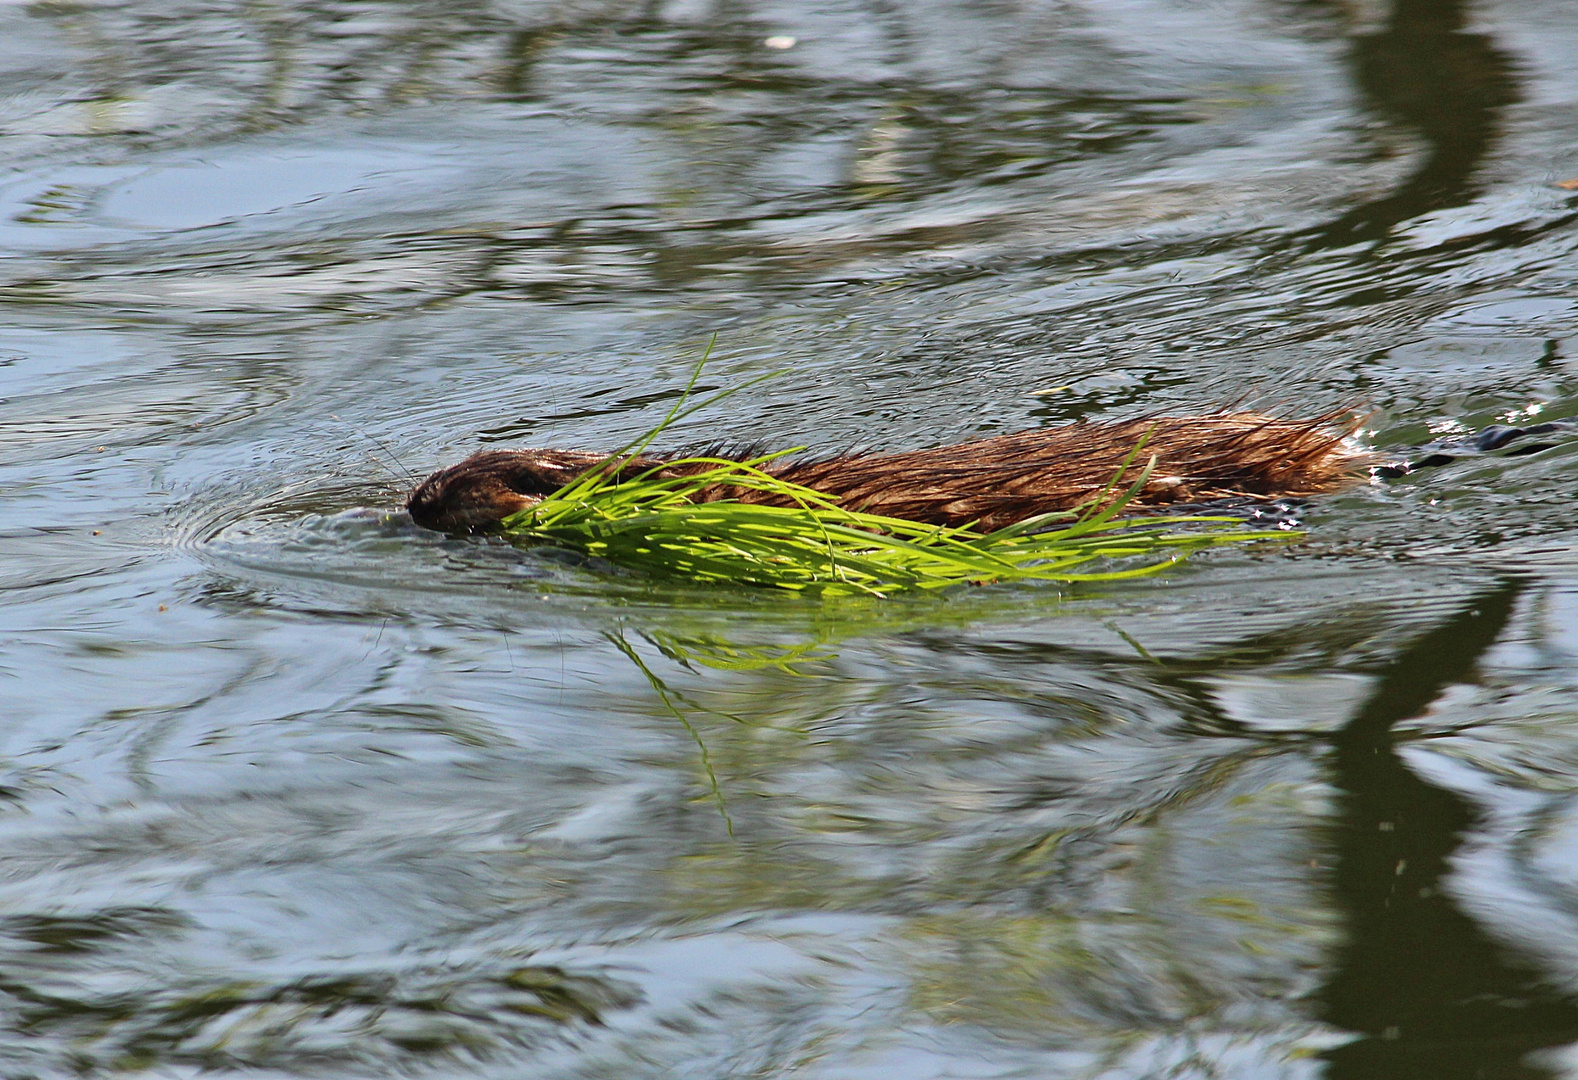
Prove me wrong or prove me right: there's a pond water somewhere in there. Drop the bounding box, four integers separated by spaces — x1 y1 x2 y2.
3 1 1578 1077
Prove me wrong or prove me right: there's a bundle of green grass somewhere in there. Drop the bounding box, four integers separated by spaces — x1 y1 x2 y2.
496 380 1291 597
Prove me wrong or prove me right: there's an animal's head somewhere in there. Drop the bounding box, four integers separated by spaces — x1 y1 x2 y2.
406 449 608 533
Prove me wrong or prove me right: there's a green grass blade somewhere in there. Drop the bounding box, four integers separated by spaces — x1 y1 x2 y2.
495 377 1296 594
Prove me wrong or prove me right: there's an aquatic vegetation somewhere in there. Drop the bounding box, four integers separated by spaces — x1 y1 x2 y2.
497 370 1294 596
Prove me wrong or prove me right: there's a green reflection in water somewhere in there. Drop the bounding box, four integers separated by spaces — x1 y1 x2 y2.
612 578 1578 1077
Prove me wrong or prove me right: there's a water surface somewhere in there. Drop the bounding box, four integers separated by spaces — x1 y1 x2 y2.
4 1 1578 1077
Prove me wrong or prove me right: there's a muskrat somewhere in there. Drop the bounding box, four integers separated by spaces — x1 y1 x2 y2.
406 412 1367 534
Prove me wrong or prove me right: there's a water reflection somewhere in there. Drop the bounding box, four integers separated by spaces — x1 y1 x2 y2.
1306 0 1518 248
0 922 636 1074
1321 580 1578 1079
596 580 1578 1078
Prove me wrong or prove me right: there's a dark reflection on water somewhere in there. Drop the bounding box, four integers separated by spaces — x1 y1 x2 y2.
4 0 1578 1076
1321 580 1578 1079
1307 0 1519 249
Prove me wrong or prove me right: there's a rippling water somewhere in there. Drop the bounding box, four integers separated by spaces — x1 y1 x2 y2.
4 1 1578 1077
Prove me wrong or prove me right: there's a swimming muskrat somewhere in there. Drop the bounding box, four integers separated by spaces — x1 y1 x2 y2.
407 412 1369 534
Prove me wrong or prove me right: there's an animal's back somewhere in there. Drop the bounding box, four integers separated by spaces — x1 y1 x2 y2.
690 413 1364 531
406 412 1366 534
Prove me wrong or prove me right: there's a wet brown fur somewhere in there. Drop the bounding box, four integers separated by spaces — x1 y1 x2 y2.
406 412 1368 535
